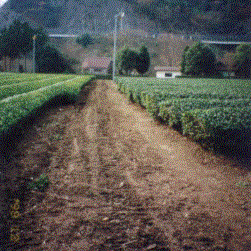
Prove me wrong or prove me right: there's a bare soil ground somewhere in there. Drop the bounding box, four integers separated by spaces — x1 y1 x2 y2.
1 80 251 251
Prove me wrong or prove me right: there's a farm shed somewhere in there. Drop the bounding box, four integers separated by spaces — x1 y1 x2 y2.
154 66 181 78
82 57 112 75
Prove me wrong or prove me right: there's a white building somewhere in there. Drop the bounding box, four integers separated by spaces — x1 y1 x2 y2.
154 66 182 78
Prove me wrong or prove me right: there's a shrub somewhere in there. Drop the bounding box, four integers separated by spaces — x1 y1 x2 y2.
185 42 217 77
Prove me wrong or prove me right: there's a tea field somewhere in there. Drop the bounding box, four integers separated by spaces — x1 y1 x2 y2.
116 77 251 151
0 73 94 136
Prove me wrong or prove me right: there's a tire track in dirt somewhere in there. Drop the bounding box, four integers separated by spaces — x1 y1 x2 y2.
24 80 170 250
104 80 251 251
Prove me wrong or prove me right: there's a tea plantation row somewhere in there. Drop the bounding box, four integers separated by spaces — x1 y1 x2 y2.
0 73 94 137
116 77 251 151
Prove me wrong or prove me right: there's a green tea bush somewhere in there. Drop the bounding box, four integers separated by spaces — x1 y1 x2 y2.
115 76 251 151
0 75 75 100
0 76 94 136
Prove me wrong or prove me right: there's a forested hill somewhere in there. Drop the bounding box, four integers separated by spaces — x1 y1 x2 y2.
0 0 250 38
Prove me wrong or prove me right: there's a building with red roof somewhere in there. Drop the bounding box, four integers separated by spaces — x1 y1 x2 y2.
82 57 112 75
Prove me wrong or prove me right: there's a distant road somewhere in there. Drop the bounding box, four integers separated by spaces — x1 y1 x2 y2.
49 34 78 38
49 34 251 45
202 40 251 45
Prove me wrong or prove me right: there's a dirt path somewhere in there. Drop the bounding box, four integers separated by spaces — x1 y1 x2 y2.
2 80 251 251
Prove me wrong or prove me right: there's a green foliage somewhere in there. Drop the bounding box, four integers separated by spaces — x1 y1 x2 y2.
28 173 50 192
0 75 94 136
117 46 150 76
36 45 76 74
0 20 72 74
94 75 112 80
0 75 74 101
158 99 175 123
184 42 217 77
117 47 139 75
167 98 251 129
0 74 46 87
181 106 251 142
0 20 49 62
234 43 251 79
115 76 251 150
136 45 151 76
176 75 225 79
145 93 159 119
76 34 94 48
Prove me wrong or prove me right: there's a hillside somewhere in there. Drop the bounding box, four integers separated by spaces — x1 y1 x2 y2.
49 31 196 75
0 0 250 75
0 0 250 38
0 0 160 35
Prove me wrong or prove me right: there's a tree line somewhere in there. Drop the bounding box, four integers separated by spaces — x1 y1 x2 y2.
181 42 251 78
0 19 78 73
75 33 151 77
115 45 151 76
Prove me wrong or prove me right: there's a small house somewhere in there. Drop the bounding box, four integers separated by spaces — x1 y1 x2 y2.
154 66 182 78
82 57 112 75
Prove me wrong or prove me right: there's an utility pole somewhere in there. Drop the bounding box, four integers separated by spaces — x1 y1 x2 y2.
112 12 124 83
33 35 37 73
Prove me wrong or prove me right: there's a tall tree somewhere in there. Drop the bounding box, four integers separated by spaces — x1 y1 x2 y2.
117 47 139 75
18 22 33 72
36 44 76 74
76 34 94 48
6 20 23 71
136 45 151 76
0 27 9 70
185 42 217 76
0 20 47 72
234 43 251 78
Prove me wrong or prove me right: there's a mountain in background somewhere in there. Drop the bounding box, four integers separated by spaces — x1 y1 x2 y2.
0 0 250 75
0 0 250 38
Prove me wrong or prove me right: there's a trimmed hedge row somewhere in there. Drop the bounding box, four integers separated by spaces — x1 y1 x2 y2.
0 75 94 136
181 107 251 147
94 74 112 80
0 73 52 87
160 98 251 128
0 75 75 101
116 77 251 98
115 77 251 151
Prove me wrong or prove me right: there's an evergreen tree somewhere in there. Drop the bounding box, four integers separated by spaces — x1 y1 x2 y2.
185 42 217 76
76 34 94 48
36 44 76 74
136 45 151 76
117 47 139 75
0 27 9 69
0 19 49 72
2 20 21 71
234 43 251 78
